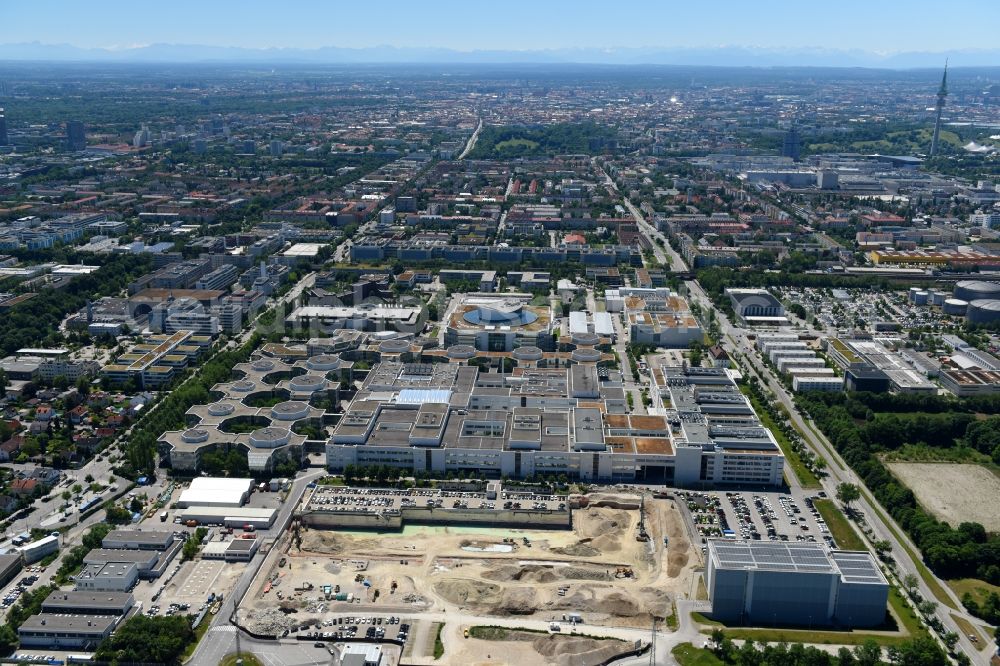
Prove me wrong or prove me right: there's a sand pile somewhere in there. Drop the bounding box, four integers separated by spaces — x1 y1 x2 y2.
434 578 503 607
497 587 538 615
550 539 601 557
532 634 632 666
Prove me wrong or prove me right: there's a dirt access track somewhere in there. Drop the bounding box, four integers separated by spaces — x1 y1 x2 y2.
243 491 697 633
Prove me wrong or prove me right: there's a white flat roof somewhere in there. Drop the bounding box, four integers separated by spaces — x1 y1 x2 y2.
178 506 276 519
189 477 254 493
179 477 254 507
282 243 324 256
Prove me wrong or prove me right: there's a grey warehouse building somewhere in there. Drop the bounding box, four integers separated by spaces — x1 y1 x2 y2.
706 540 888 628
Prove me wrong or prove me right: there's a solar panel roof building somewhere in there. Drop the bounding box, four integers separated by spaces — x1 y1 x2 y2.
706 540 888 628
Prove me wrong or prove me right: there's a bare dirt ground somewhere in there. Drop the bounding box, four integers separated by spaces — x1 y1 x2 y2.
448 627 633 666
241 492 697 634
888 462 1000 531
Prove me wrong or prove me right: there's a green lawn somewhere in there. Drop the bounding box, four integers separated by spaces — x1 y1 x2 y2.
814 499 867 551
495 138 539 151
801 421 958 611
947 577 1000 607
219 654 264 666
432 622 445 660
740 385 821 488
702 626 913 647
672 643 724 666
950 613 985 645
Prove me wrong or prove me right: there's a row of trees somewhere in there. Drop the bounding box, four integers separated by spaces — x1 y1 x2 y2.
708 631 948 666
120 334 262 477
798 392 1000 588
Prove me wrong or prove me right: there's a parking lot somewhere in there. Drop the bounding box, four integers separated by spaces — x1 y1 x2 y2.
680 489 834 552
304 485 567 514
1 568 42 613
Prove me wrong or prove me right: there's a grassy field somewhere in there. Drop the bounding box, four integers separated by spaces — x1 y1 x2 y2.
494 138 539 151
950 613 984 645
800 421 958 612
433 622 445 659
696 576 708 600
672 643 724 666
740 385 821 488
814 499 867 551
219 655 264 666
947 577 1000 607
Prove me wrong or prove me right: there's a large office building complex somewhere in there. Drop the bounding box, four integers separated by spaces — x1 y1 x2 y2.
706 540 888 628
327 362 784 486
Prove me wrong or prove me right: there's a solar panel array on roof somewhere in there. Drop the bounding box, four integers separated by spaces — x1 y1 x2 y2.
712 540 836 574
831 551 887 585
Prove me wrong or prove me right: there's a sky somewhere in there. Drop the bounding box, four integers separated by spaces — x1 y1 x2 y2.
2 0 998 53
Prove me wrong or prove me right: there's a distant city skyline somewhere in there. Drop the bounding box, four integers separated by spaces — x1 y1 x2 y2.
1 0 999 63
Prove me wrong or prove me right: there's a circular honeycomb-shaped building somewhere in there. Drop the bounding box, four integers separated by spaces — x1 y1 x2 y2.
270 400 311 421
967 299 1000 324
207 402 236 417
249 426 291 449
512 345 544 361
232 380 256 392
954 280 1000 302
182 428 210 444
943 298 969 316
447 345 477 360
572 347 602 363
572 332 600 347
306 354 341 371
251 359 276 372
463 302 538 327
379 339 410 354
289 374 327 393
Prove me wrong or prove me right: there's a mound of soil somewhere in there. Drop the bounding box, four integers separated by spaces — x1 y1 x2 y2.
434 578 502 607
497 587 538 615
532 635 631 666
550 540 601 557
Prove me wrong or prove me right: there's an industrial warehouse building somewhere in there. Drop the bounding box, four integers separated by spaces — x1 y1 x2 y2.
705 540 888 627
176 477 254 508
177 506 277 530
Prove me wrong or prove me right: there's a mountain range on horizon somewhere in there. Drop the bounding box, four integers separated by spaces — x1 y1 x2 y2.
0 42 996 69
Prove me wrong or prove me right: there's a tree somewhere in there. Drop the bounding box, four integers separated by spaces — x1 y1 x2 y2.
836 482 860 512
902 573 919 596
94 615 195 664
852 639 882 666
75 375 91 396
688 340 703 367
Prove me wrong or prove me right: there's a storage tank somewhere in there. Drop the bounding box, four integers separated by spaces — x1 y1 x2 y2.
943 298 968 316
954 280 1000 302
908 287 921 303
913 290 929 305
929 290 947 306
966 299 1000 324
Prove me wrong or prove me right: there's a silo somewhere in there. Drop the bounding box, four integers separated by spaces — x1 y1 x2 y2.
966 299 1000 324
943 298 968 316
954 280 1000 302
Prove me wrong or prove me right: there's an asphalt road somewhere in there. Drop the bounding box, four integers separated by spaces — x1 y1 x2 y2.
681 278 990 664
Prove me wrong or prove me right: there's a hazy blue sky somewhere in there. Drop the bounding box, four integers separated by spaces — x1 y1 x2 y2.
2 0 997 52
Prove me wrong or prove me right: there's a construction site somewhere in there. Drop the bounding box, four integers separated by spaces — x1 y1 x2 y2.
237 489 699 663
